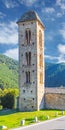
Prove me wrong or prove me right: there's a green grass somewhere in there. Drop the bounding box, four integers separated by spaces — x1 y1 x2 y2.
0 109 64 129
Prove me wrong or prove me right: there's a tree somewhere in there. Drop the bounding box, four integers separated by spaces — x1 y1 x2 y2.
1 92 15 109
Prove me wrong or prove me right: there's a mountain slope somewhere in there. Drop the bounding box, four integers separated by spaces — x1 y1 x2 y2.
45 62 65 87
0 54 18 89
0 54 65 88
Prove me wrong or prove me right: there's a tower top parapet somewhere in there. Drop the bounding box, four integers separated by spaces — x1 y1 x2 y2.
17 10 44 28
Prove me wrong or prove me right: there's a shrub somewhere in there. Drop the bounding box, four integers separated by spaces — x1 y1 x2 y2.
1 92 15 109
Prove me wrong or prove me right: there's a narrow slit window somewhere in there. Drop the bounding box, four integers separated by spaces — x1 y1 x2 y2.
39 54 43 68
40 72 43 84
25 52 31 65
26 30 28 44
29 52 31 65
26 52 28 65
26 71 30 83
39 30 42 47
26 72 28 83
28 71 30 83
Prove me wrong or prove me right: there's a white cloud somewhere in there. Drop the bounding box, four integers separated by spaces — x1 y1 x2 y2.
59 23 65 40
45 31 55 42
45 35 53 41
57 44 65 63
56 0 65 10
58 44 65 55
60 30 65 40
0 12 6 19
44 7 55 14
45 54 65 63
42 7 55 21
57 54 65 63
45 44 65 63
45 55 58 60
4 48 18 60
18 0 37 6
0 21 18 44
56 12 63 17
2 0 18 8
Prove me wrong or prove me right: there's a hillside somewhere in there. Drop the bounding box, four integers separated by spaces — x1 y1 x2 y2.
0 54 65 88
45 62 65 87
0 54 18 89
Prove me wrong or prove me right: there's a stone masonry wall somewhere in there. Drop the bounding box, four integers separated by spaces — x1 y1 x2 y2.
45 88 65 110
36 21 45 110
18 20 38 111
18 19 45 111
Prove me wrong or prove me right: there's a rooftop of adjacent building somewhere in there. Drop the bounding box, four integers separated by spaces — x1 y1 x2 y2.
17 10 44 28
45 87 65 94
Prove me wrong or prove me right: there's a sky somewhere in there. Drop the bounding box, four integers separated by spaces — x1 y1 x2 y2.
0 0 65 63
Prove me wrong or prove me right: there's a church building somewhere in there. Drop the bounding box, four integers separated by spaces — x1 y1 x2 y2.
17 10 45 111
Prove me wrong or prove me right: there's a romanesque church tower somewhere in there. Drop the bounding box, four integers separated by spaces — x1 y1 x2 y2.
17 10 45 111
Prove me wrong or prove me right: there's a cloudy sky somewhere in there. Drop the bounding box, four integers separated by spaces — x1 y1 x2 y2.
0 0 65 63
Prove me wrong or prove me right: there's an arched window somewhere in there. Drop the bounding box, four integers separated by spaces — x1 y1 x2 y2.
25 29 31 44
39 54 43 68
25 52 31 65
39 30 42 47
26 71 30 83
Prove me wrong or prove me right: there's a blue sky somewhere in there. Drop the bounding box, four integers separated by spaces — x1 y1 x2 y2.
0 0 65 63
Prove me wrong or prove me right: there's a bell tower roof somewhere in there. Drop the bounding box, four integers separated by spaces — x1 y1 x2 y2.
17 10 44 28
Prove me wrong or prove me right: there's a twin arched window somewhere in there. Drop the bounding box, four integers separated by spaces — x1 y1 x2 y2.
25 29 31 44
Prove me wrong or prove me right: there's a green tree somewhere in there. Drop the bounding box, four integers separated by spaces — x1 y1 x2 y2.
1 92 15 109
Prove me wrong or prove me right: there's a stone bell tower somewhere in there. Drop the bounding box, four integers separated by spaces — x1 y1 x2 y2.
17 10 45 111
